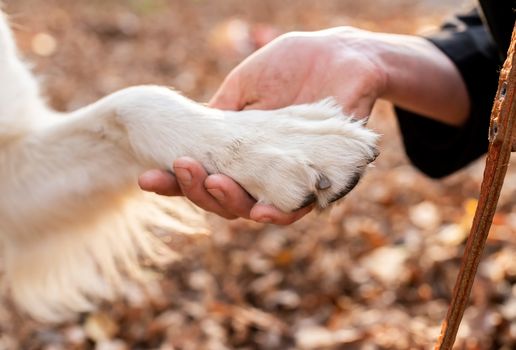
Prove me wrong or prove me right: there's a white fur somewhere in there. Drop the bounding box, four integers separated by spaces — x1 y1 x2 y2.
0 11 378 321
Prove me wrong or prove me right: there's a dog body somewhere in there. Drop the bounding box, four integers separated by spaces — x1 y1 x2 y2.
0 11 378 321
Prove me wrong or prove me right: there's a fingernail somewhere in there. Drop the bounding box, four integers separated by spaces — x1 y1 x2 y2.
258 217 272 224
138 173 155 189
175 168 192 187
207 189 225 202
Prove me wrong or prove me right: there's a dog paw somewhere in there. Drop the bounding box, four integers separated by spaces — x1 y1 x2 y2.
211 98 379 212
112 88 378 212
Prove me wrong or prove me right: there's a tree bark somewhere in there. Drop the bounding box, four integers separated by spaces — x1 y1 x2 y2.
435 22 516 350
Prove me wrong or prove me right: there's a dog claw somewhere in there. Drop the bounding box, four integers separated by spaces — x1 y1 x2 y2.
316 174 331 190
331 171 363 203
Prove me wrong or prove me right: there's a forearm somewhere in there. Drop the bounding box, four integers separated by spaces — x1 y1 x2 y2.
334 29 470 126
379 33 470 126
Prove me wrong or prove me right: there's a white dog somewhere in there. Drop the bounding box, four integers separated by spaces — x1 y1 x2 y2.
0 11 378 322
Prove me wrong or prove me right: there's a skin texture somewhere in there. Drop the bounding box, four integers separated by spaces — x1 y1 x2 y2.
139 27 470 224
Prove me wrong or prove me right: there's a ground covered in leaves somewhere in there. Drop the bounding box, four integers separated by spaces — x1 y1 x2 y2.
1 0 515 349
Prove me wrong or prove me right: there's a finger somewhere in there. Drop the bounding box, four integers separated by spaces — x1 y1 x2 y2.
249 204 313 225
208 74 243 111
204 174 256 219
242 101 265 110
349 103 374 121
242 99 281 111
173 157 237 219
138 169 182 196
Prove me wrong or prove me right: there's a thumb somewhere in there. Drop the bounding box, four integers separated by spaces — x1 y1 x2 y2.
208 75 244 111
342 96 376 122
243 97 287 111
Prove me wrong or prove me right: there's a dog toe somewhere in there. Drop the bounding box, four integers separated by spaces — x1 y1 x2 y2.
316 173 332 190
328 171 363 204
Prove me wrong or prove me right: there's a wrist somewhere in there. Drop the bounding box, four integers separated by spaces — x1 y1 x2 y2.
329 27 390 102
356 31 470 125
306 27 387 118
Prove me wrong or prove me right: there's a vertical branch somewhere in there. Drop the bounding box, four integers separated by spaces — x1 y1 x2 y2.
434 23 516 350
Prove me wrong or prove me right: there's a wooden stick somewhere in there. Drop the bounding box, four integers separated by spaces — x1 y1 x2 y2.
434 23 516 350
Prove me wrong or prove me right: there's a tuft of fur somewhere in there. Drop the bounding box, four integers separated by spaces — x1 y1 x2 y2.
1 190 208 322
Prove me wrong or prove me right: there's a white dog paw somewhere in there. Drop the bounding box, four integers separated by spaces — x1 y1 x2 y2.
113 88 378 213
212 98 380 212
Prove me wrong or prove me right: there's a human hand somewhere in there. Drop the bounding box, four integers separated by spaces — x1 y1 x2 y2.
210 26 387 117
210 26 469 124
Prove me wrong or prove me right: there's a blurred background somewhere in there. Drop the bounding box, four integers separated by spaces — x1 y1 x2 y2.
1 0 515 349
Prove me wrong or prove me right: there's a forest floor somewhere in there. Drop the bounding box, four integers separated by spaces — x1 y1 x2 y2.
1 0 514 349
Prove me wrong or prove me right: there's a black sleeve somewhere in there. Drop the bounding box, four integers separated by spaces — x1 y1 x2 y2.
394 9 501 178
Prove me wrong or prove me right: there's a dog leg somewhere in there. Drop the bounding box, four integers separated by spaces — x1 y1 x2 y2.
89 86 380 211
0 12 211 322
1 82 378 321
0 13 208 322
0 86 211 322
